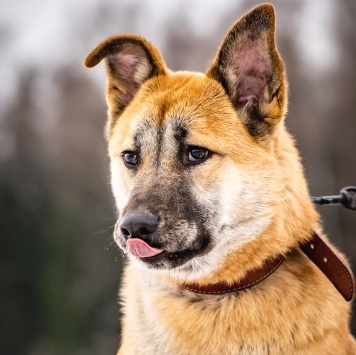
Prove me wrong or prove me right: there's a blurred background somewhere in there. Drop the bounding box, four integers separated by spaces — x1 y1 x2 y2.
1 0 355 354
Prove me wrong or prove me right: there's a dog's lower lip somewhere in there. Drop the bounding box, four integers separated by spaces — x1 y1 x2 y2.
136 248 199 260
141 250 185 262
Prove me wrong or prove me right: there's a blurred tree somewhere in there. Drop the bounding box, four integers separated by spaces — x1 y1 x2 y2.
328 0 356 334
0 68 121 355
0 70 51 355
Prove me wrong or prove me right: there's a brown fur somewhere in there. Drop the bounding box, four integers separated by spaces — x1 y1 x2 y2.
85 4 356 354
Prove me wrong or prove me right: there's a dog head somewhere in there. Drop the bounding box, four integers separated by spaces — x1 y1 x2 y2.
85 4 314 279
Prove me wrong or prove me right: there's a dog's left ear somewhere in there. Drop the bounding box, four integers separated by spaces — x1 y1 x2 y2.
207 4 287 139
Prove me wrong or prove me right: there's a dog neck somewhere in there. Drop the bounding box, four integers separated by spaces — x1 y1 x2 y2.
182 231 355 302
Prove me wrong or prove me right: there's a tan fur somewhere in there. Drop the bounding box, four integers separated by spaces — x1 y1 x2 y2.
85 4 356 354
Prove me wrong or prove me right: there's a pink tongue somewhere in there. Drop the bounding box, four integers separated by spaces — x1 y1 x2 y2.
126 238 164 258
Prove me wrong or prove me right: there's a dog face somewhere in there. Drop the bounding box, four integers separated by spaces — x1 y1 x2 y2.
85 5 288 278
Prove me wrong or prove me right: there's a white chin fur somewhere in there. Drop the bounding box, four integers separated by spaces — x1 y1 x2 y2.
175 217 271 281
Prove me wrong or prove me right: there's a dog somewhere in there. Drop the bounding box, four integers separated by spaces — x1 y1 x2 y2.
85 4 356 354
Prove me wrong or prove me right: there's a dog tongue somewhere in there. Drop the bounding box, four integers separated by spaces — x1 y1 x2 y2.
126 238 163 258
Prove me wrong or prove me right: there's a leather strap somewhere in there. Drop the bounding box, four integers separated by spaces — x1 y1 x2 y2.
182 255 285 294
182 231 355 302
300 231 355 302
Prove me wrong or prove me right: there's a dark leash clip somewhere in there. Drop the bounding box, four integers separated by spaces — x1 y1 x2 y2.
312 186 356 211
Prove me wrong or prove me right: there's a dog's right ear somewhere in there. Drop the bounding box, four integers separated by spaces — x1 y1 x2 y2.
85 35 168 129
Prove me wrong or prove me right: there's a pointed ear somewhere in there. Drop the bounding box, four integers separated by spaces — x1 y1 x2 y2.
207 4 287 139
85 35 168 129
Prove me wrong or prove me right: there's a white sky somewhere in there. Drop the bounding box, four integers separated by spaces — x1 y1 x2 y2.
0 0 338 108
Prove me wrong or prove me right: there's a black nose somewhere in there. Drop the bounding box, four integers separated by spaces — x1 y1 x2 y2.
119 212 158 240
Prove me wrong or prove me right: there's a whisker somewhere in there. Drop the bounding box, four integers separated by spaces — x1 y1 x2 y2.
90 224 115 238
104 239 115 251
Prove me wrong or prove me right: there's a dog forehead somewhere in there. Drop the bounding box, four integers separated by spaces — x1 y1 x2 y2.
109 72 247 153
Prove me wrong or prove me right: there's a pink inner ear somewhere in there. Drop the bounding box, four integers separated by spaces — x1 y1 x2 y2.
107 52 147 109
111 53 139 81
228 38 272 104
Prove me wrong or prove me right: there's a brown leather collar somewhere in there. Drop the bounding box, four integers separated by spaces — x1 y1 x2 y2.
182 231 355 302
300 231 355 301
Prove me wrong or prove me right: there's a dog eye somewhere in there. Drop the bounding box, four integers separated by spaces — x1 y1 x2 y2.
123 152 139 167
186 146 210 164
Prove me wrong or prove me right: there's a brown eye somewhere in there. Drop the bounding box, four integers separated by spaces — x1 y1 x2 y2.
186 146 210 164
123 152 139 167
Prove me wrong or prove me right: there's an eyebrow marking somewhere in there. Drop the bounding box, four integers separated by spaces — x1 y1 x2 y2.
174 125 187 144
132 119 157 151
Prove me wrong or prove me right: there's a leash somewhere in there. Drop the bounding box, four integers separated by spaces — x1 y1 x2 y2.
312 186 356 211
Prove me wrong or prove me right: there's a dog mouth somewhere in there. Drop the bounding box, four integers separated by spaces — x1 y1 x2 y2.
124 237 209 269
